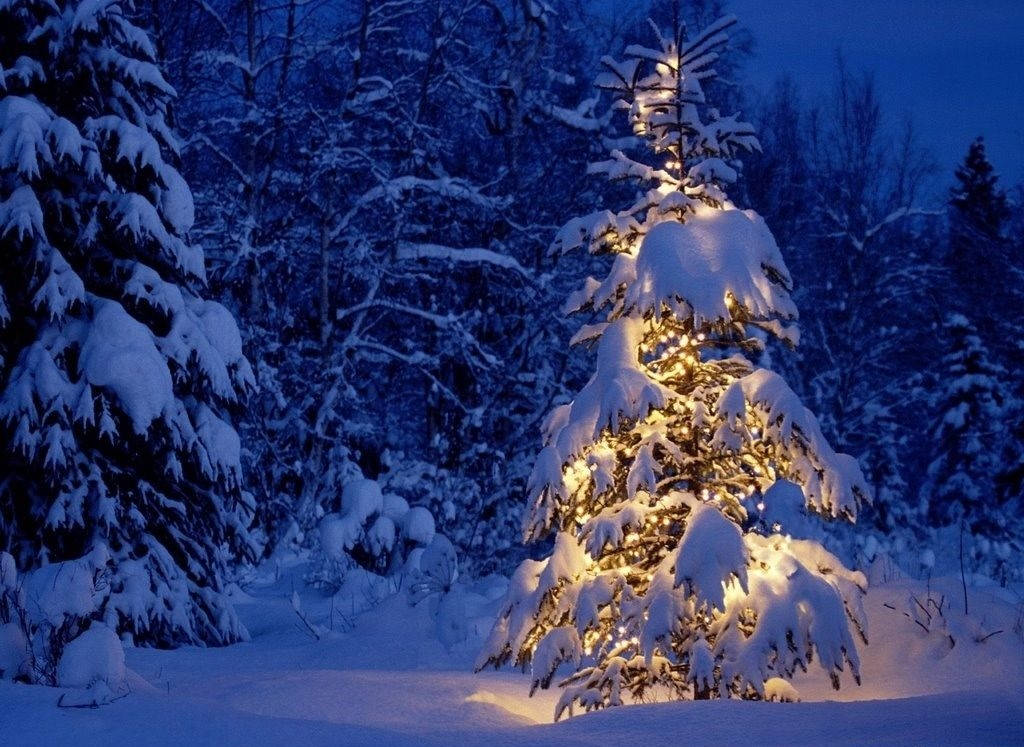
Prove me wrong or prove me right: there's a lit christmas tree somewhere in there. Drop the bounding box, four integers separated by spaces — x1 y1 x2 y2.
476 13 870 719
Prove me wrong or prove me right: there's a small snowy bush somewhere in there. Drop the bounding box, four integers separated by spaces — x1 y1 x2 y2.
408 535 467 648
309 478 450 594
0 549 127 693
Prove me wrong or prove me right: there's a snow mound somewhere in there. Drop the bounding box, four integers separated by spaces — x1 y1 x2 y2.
57 623 127 691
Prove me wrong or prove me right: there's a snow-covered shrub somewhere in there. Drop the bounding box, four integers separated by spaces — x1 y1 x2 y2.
0 549 126 691
409 535 467 648
309 478 448 593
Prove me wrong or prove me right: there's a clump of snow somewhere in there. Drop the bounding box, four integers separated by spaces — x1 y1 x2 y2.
342 478 385 522
192 403 242 487
78 299 173 433
403 506 436 546
56 623 127 691
22 546 109 626
625 206 796 327
408 536 468 650
418 534 458 589
366 515 397 556
319 479 387 559
382 493 410 522
764 677 800 702
755 479 822 540
319 513 353 559
674 503 747 611
0 549 133 688
157 163 195 233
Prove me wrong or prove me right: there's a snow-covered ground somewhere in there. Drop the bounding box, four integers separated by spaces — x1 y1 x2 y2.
3 561 1023 745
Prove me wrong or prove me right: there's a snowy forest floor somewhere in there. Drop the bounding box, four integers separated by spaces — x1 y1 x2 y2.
3 559 1024 746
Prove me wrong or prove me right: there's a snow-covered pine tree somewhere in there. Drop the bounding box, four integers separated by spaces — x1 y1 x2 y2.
947 138 1014 355
476 13 870 719
0 0 255 645
922 315 1015 565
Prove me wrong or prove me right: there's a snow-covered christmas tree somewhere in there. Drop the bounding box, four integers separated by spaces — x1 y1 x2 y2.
0 0 254 645
477 13 870 719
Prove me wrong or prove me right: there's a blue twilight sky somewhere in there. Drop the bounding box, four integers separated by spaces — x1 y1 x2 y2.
602 1 1024 190
730 0 1024 186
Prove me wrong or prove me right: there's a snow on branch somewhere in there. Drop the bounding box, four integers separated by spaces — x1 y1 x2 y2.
396 242 534 281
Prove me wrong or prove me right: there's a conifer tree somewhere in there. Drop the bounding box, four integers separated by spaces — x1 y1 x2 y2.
951 138 1010 244
477 13 870 718
923 315 1014 553
0 0 254 645
948 137 1011 345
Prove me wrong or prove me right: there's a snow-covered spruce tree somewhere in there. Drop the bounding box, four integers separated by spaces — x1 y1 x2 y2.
476 15 870 719
0 0 255 645
922 316 1014 555
948 137 1011 347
